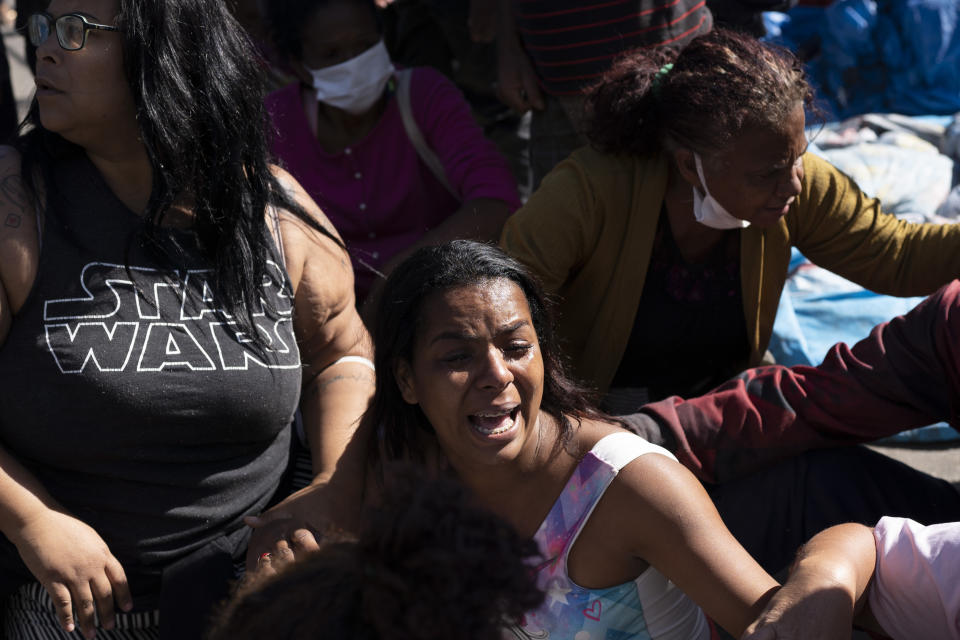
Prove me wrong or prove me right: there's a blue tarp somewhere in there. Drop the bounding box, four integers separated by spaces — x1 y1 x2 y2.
770 248 958 443
764 0 960 118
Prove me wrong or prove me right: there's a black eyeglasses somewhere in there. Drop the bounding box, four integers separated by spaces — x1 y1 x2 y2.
27 12 119 51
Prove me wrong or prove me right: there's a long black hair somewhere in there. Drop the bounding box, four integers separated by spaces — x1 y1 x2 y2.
365 240 609 471
16 0 343 342
209 465 544 640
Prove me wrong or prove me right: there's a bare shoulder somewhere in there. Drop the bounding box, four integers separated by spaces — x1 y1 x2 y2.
268 164 352 303
565 417 704 571
0 146 34 236
615 447 691 499
268 165 369 367
570 417 698 521
568 417 690 497
0 145 40 315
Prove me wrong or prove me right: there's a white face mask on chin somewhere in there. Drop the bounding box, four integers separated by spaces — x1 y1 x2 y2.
307 40 395 115
692 153 750 230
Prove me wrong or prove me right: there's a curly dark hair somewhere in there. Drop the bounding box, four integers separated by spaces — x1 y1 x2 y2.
363 240 611 473
585 28 814 158
208 465 544 640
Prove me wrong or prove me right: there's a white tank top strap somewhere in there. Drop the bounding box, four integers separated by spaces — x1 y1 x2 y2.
589 430 677 472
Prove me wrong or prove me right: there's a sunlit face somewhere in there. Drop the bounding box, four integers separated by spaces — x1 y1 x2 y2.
296 1 380 71
694 103 808 228
395 279 545 473
34 0 136 149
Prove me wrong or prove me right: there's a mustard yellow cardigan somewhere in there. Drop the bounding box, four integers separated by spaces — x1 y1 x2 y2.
501 147 960 394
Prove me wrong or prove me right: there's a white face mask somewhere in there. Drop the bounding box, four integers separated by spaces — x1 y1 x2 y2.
307 40 395 115
692 153 750 230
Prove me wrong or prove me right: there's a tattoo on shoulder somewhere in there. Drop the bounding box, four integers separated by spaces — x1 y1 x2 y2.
0 174 27 213
313 372 376 394
4 213 20 228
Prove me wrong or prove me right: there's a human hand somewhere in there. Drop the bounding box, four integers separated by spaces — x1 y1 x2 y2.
244 482 352 575
12 510 132 639
741 572 855 640
373 0 395 7
496 32 544 113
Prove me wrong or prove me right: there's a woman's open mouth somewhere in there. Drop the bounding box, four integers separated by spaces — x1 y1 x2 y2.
468 406 521 437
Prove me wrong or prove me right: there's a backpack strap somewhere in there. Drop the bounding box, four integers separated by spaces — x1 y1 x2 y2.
395 69 460 201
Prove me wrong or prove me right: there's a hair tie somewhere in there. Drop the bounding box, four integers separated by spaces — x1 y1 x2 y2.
652 63 674 97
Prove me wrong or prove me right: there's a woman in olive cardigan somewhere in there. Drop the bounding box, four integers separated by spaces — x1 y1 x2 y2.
501 30 960 400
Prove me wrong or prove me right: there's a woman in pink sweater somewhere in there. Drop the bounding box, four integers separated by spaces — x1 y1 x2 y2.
264 0 521 310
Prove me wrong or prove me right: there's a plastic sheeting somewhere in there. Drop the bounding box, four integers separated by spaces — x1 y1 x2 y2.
765 0 960 118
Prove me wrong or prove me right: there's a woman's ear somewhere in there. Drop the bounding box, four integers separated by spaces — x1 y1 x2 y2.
672 148 701 189
394 360 419 405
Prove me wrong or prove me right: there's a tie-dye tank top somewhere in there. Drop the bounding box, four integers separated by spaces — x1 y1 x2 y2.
506 432 715 640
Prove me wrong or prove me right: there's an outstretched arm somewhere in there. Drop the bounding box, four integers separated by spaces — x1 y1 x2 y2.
598 451 779 637
794 153 960 297
246 169 375 571
634 280 960 483
741 523 881 640
495 0 544 113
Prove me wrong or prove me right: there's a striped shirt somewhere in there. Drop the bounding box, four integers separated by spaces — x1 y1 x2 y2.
513 0 713 96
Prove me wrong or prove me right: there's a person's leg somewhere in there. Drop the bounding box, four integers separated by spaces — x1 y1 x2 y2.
3 583 160 639
529 94 584 189
709 445 960 576
0 534 41 634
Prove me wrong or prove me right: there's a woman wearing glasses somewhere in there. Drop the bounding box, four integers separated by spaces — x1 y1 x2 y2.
0 1 374 638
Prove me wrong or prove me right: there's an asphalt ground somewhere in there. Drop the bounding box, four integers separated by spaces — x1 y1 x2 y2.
3 26 957 490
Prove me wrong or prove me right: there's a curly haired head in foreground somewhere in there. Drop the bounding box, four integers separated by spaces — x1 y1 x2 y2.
209 465 544 640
